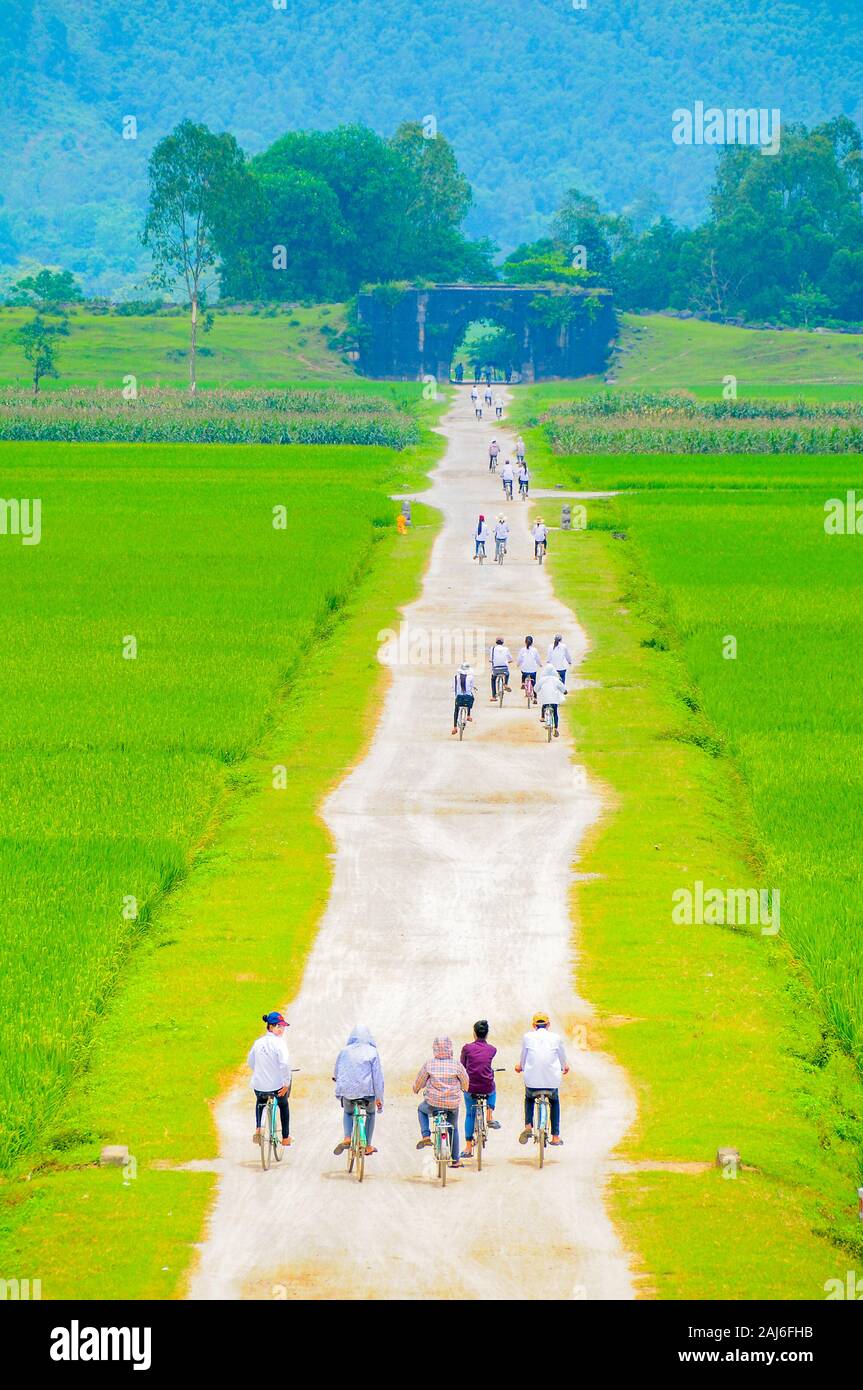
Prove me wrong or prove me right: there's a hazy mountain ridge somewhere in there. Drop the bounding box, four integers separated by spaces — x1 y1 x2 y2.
1 0 861 292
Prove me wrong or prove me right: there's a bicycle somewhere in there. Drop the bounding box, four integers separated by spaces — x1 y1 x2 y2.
489 456 497 473
493 668 508 707
542 704 556 742
430 1107 453 1186
346 1099 373 1183
519 482 528 501
503 481 513 501
259 1069 299 1171
456 702 469 741
470 1068 506 1172
495 538 506 566
477 540 486 565
524 675 535 708
535 540 547 566
531 1090 553 1168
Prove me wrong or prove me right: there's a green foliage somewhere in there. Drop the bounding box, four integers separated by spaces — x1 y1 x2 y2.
217 123 487 302
12 314 68 393
539 391 863 453
0 387 422 448
9 268 82 309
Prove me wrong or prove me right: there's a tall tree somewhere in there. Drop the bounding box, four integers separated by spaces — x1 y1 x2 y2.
142 121 246 390
14 314 68 394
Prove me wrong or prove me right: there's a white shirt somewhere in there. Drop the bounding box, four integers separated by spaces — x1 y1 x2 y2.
520 1028 567 1089
518 466 529 480
494 396 503 407
476 522 489 542
247 1031 291 1091
489 442 499 456
454 670 476 696
536 669 566 705
494 522 509 540
470 387 478 400
548 641 572 668
517 645 540 673
516 438 525 455
533 523 548 542
489 643 513 667
501 462 514 480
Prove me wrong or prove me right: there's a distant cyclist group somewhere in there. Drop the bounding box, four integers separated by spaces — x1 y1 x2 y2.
451 633 573 736
470 383 504 420
248 1012 569 1169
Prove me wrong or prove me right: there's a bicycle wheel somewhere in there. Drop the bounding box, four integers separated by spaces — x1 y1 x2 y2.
458 706 467 741
476 1109 483 1172
260 1100 272 1171
538 1126 546 1167
497 675 505 708
525 679 533 708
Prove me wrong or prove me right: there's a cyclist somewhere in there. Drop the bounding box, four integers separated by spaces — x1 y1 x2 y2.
470 385 479 409
515 435 526 463
517 636 541 702
452 661 476 735
484 383 493 407
500 458 515 500
533 517 548 560
332 1024 384 1157
413 1036 470 1167
461 1020 500 1159
488 636 513 699
248 1011 292 1149
474 513 489 560
548 634 573 687
536 661 566 736
517 462 530 499
516 1012 569 1146
494 392 504 420
488 439 500 471
493 515 510 562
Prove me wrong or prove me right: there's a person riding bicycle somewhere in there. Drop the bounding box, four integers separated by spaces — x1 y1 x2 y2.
332 1024 384 1158
494 393 504 419
533 518 548 559
461 1020 500 1158
474 513 489 559
517 462 530 498
488 439 500 471
248 1011 292 1149
500 458 514 499
452 661 476 735
517 636 541 702
516 1012 569 1146
470 385 479 407
493 515 509 560
536 661 566 736
484 383 493 406
413 1036 470 1167
488 637 513 699
548 634 573 687
515 436 526 463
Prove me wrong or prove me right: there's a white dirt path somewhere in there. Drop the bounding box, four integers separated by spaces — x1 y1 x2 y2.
187 387 636 1301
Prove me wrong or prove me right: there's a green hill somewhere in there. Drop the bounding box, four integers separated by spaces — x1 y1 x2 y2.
2 1 861 293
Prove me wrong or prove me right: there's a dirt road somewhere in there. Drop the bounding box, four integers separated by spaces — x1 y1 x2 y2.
187 387 636 1301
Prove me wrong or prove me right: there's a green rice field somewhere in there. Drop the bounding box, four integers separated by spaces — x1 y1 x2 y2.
0 437 431 1169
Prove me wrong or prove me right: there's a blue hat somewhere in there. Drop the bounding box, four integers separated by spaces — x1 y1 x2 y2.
264 1011 288 1027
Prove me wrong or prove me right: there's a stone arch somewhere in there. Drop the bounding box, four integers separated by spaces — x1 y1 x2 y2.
356 284 616 382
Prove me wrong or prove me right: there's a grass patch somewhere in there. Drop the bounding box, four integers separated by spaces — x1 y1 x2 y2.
0 304 357 387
